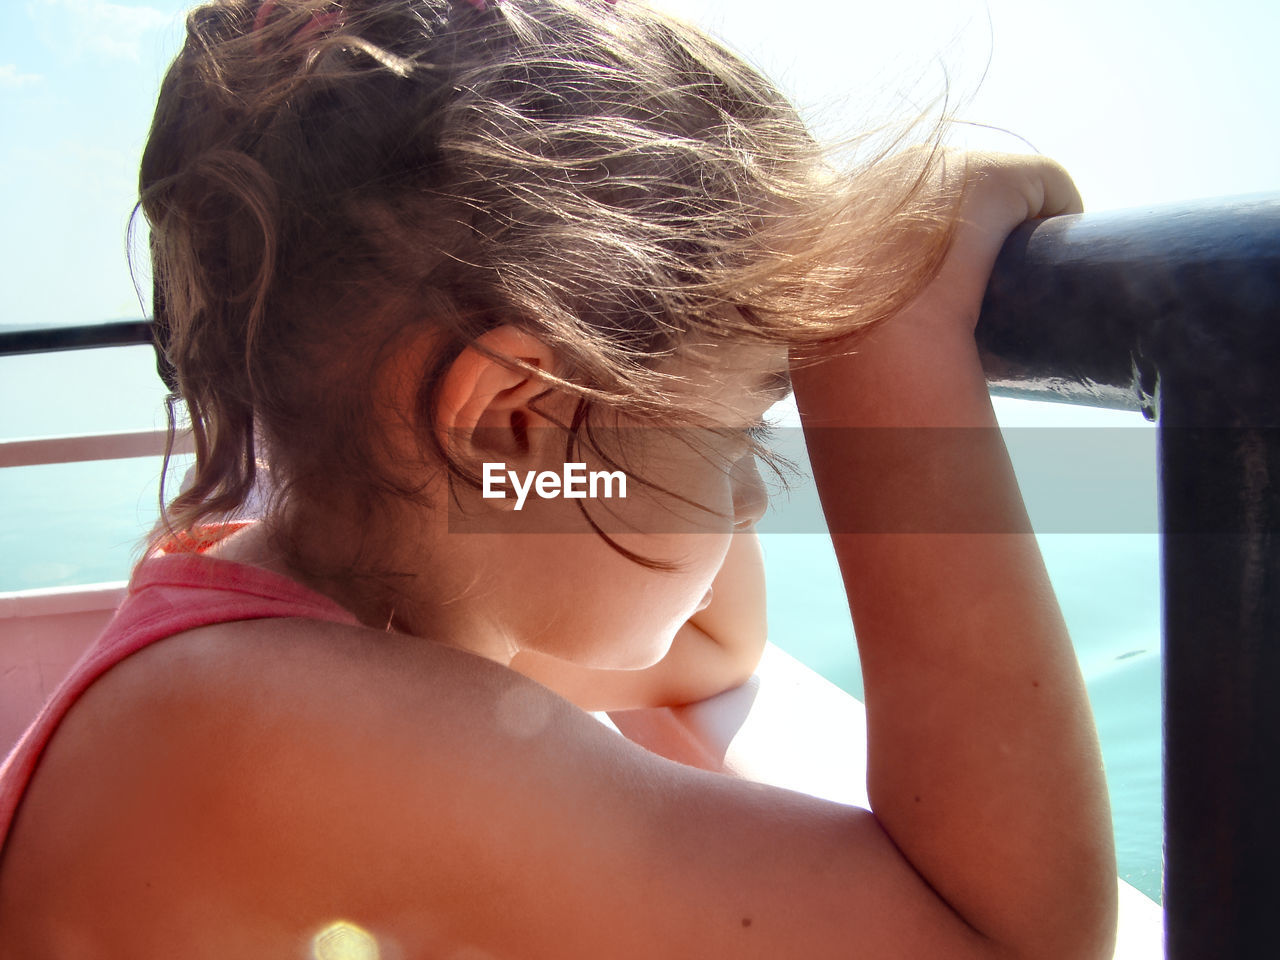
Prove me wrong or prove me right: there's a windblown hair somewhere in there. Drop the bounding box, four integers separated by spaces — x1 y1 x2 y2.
140 0 957 569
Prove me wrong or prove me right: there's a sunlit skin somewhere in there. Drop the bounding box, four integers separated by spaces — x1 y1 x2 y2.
500 341 788 706
0 154 1116 960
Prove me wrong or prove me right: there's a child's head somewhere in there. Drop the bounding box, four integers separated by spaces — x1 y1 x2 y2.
142 0 953 585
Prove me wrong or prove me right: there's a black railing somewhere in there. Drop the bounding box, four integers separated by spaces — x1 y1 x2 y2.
980 193 1280 960
0 320 154 356
5 195 1278 956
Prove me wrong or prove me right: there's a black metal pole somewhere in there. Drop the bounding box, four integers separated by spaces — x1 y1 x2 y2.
1158 414 1280 959
978 195 1280 958
0 319 154 356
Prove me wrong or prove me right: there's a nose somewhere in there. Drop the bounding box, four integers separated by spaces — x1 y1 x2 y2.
731 455 769 529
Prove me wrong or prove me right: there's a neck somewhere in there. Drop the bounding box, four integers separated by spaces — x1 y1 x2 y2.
239 497 522 665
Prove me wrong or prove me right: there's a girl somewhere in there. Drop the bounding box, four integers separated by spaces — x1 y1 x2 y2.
0 1 1115 956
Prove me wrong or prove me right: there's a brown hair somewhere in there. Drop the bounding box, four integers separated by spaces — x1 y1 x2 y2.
139 0 957 575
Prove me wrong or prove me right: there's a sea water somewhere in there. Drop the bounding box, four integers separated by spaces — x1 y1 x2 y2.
0 344 1164 902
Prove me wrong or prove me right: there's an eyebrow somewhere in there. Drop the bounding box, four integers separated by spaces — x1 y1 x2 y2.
756 367 793 401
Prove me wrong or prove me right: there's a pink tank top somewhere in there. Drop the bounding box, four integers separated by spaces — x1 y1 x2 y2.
0 527 359 854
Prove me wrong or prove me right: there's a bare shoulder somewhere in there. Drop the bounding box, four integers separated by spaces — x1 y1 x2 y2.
0 618 995 960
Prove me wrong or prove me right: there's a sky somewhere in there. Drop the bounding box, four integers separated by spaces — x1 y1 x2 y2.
2 0 1276 332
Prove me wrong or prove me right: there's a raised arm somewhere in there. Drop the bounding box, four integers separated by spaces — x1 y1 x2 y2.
790 152 1117 957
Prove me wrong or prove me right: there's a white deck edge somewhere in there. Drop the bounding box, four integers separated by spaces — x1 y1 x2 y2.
0 429 194 469
0 581 127 619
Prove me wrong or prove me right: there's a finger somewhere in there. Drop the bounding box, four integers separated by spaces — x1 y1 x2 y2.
1036 158 1084 217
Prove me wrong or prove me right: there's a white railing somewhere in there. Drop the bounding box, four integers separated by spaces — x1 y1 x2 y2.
0 428 192 469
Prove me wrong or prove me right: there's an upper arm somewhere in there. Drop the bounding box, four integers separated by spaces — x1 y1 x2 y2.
48 619 1002 960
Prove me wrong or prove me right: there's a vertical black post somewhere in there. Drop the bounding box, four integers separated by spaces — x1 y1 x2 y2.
977 195 1280 958
1157 396 1280 960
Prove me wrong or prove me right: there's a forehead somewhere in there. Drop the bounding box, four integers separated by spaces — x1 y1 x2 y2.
663 339 791 416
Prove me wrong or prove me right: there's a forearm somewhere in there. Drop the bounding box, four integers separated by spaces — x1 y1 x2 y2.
792 321 1115 957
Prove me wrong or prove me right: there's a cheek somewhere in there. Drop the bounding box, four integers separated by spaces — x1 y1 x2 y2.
585 427 742 537
490 432 743 667
621 532 732 663
549 530 732 670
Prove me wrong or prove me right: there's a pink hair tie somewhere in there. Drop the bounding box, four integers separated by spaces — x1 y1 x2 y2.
253 1 345 49
464 0 617 8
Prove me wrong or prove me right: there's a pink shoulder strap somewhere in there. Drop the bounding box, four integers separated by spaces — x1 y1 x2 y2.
0 548 358 851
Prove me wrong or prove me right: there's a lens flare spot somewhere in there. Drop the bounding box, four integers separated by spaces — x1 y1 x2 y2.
494 684 553 740
311 920 380 960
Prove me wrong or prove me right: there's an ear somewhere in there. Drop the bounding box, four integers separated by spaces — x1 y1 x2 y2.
435 325 562 461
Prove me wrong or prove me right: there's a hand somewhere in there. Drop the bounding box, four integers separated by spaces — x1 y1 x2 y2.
953 151 1083 239
792 152 1083 429
909 151 1084 337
